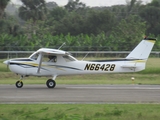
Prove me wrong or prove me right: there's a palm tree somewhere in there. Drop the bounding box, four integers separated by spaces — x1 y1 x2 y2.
0 0 10 19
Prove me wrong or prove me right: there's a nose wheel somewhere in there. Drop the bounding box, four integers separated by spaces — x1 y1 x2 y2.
46 79 56 88
16 81 23 88
15 76 24 88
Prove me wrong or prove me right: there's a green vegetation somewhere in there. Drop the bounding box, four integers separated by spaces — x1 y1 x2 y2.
0 0 160 53
0 104 160 120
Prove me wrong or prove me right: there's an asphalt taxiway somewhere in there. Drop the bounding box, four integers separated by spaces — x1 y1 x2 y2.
0 84 160 104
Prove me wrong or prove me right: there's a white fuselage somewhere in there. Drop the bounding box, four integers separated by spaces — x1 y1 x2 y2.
7 54 146 77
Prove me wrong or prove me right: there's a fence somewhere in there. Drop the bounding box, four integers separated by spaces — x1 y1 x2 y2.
0 51 159 59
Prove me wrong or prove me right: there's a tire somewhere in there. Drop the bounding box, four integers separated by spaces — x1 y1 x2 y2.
46 79 56 88
16 81 23 88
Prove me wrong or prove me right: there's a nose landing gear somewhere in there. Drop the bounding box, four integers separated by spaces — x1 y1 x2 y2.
15 76 24 88
16 81 23 88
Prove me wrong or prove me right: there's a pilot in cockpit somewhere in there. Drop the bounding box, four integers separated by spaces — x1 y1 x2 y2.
48 55 57 62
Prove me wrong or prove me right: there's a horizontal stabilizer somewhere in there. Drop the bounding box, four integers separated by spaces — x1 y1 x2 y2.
121 65 136 68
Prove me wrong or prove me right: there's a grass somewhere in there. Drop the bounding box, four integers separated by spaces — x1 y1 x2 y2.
0 104 160 120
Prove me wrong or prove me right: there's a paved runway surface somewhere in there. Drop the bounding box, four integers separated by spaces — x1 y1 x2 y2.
0 84 160 104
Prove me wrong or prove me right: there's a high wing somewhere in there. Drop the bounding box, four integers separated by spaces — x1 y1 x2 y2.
37 48 70 55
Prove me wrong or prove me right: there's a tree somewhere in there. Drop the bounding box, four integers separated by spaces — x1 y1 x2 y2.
46 2 58 10
109 0 142 22
65 0 86 12
18 0 47 35
110 15 146 51
126 0 142 14
44 7 68 35
0 0 10 19
53 11 85 35
139 0 160 36
85 9 116 35
0 15 22 36
19 0 47 24
48 7 67 22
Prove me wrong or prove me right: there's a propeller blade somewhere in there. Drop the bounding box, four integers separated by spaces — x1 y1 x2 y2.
3 60 9 65
3 60 10 71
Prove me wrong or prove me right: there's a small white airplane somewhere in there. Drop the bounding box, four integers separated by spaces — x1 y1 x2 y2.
3 37 156 88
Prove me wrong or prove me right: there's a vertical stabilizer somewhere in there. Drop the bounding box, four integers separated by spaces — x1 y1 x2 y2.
126 38 156 60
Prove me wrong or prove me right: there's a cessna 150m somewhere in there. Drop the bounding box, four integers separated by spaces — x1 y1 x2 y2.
3 37 156 88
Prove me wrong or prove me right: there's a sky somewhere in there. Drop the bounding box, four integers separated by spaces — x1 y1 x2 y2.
11 0 152 7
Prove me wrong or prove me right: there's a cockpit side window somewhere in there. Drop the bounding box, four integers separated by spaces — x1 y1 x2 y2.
63 55 76 62
48 55 57 62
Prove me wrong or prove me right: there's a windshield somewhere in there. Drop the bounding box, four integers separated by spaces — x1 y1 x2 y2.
30 52 39 60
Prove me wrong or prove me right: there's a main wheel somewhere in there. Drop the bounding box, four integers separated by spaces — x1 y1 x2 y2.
16 81 23 88
46 79 56 88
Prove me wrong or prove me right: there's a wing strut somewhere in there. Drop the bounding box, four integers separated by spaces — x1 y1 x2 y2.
37 53 43 73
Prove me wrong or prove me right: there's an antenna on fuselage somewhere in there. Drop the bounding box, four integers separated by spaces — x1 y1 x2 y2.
58 42 66 50
82 52 90 61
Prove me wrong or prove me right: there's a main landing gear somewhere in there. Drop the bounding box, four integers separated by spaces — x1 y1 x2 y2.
16 80 23 88
15 75 57 89
46 75 57 88
46 79 56 88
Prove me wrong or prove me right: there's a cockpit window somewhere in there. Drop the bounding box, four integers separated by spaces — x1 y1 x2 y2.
40 55 57 62
30 53 39 60
48 55 57 62
63 55 76 62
